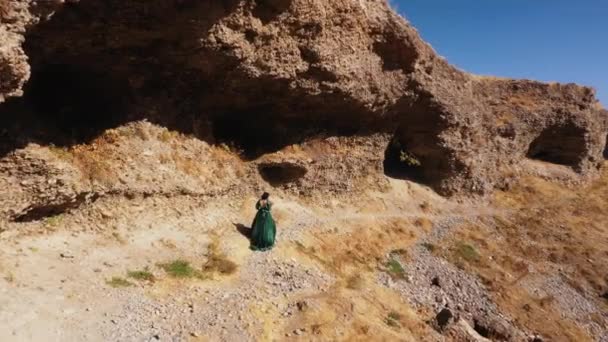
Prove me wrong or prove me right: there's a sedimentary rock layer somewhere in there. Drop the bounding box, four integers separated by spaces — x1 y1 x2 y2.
1 0 606 195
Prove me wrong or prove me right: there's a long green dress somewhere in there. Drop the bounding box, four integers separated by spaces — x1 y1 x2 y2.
250 200 276 251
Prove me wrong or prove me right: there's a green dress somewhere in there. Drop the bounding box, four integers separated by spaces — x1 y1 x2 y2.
250 200 276 251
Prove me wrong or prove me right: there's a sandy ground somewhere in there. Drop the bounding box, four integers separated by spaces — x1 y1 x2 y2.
1 133 607 341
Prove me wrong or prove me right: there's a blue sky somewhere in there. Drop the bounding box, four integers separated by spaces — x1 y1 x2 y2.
392 0 608 106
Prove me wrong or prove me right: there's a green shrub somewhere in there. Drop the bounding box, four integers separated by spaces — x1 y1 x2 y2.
386 258 406 279
159 260 205 279
399 150 421 167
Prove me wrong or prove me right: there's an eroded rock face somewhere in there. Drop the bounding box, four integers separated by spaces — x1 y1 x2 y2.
1 0 606 195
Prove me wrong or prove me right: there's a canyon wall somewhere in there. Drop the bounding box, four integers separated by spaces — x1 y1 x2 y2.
1 0 606 195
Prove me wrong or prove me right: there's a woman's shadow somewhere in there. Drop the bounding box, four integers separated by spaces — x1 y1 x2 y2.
233 223 252 240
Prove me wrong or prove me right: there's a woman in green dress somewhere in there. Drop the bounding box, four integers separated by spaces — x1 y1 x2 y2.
250 192 276 251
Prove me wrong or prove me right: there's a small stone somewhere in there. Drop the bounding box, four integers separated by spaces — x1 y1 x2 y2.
110 319 117 324
296 301 309 312
435 308 453 330
190 332 199 337
60 252 74 259
528 334 544 342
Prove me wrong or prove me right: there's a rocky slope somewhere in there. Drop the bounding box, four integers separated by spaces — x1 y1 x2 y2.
1 0 606 196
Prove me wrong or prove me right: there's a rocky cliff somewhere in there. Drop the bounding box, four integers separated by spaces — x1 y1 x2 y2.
2 2 608 341
1 0 606 196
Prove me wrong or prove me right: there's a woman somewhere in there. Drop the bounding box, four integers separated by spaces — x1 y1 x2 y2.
250 192 276 251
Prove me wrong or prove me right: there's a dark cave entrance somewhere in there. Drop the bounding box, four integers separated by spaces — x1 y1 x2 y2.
383 137 427 184
210 112 363 160
383 97 456 191
258 162 307 186
211 114 294 160
252 0 292 24
25 63 130 144
526 123 586 167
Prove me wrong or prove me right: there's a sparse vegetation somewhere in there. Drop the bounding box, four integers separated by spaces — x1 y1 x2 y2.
159 260 205 279
399 150 421 167
385 311 402 328
159 129 177 142
49 145 73 161
73 150 117 185
45 215 63 227
127 267 155 282
106 277 133 288
346 273 364 290
202 242 238 276
202 254 238 276
453 242 480 263
385 258 406 279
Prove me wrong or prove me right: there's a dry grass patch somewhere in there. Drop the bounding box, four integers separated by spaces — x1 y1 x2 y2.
106 277 133 288
72 149 117 185
414 217 433 232
45 215 64 227
127 267 155 282
452 241 480 264
203 242 238 276
385 311 402 328
48 145 73 161
295 219 416 278
433 167 608 341
345 273 365 290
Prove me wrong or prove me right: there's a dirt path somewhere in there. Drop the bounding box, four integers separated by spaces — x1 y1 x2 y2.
3 175 586 341
0 179 470 341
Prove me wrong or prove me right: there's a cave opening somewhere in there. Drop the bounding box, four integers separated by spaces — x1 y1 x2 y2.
211 113 298 160
526 123 586 167
383 97 456 191
252 0 292 24
383 137 427 184
211 108 367 160
373 32 418 73
258 162 307 186
24 63 130 145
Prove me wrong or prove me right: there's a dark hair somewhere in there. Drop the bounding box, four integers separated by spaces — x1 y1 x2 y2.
261 192 270 200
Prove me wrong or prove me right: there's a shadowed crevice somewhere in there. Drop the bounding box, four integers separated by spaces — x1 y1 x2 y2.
12 192 101 222
603 135 608 159
258 162 307 186
527 122 587 167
